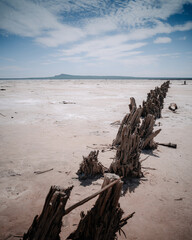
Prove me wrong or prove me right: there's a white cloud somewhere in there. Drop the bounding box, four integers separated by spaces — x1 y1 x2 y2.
0 0 85 46
124 21 192 41
59 34 147 62
0 0 192 79
154 37 172 44
57 19 191 63
84 17 117 35
36 25 84 47
0 0 60 37
1 0 192 48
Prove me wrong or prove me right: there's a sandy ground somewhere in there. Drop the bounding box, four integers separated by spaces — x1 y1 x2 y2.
0 79 192 240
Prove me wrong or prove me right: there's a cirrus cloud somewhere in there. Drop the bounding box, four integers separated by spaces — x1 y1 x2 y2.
0 0 192 47
154 37 172 44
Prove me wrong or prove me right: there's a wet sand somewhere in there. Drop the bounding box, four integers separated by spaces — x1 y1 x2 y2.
0 79 192 240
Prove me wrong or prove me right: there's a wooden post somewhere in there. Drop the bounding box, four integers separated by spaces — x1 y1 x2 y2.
23 185 73 240
110 125 142 178
141 81 170 119
139 114 161 150
67 173 135 240
113 98 142 146
129 97 137 112
77 150 107 179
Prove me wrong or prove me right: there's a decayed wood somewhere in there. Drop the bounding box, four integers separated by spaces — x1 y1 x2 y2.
23 185 73 240
139 114 161 150
77 150 107 179
0 112 6 117
34 168 53 175
110 125 142 178
111 98 143 178
157 142 177 148
113 98 142 146
65 178 120 215
141 81 170 119
110 120 121 126
67 173 135 240
129 97 137 112
142 97 161 118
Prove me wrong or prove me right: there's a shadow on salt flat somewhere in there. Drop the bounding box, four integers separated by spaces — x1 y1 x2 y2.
121 177 147 195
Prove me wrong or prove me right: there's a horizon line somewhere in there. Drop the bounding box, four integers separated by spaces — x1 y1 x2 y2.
0 73 192 80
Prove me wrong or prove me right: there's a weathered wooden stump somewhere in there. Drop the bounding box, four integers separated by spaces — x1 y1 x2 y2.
129 97 137 112
139 114 161 150
77 150 107 179
144 99 161 118
23 185 73 240
141 81 170 119
67 173 135 240
113 99 142 146
110 125 142 178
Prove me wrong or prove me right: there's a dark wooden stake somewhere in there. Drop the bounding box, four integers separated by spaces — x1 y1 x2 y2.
139 114 161 150
110 125 142 178
113 99 142 146
67 173 135 240
141 81 170 119
77 150 107 179
23 185 73 240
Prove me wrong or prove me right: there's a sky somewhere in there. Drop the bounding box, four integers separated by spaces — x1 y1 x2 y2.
0 0 192 78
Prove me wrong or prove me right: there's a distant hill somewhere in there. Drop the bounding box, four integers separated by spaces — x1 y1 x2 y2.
51 74 192 80
0 73 192 80
52 74 134 79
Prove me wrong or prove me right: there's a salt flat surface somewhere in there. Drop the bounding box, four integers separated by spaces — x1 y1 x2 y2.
0 79 192 240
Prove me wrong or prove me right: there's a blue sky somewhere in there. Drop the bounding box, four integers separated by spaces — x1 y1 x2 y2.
0 0 192 78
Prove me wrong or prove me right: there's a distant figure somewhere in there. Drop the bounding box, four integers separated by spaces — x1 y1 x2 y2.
184 80 186 85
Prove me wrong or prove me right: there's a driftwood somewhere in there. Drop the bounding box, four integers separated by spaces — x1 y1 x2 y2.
0 113 6 117
110 120 121 126
67 173 135 240
110 125 142 178
168 103 178 112
157 142 177 149
34 168 53 175
23 185 73 240
62 101 76 104
139 114 161 150
77 150 107 179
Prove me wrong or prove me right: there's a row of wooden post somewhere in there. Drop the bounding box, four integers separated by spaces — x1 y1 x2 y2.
23 81 170 240
77 81 170 179
141 81 170 118
110 81 170 178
